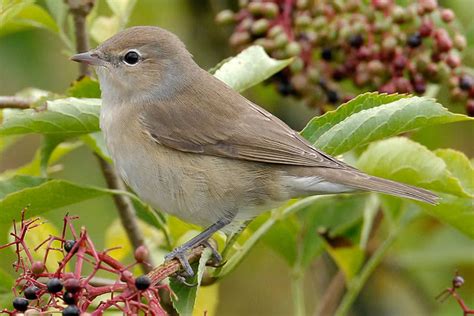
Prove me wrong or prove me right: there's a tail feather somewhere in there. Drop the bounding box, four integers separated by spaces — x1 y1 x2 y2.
315 168 439 205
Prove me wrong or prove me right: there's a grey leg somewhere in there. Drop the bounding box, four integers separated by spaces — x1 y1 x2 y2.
165 217 232 276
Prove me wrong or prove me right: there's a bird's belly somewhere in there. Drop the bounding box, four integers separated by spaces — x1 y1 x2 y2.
103 127 289 229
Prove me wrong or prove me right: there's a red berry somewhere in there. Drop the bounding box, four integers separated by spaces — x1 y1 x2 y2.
466 100 474 117
134 245 149 263
31 261 45 275
446 54 461 68
440 9 455 23
64 278 81 293
372 0 391 10
420 0 437 13
419 20 433 37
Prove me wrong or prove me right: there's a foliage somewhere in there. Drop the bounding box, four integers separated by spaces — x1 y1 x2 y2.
0 0 473 315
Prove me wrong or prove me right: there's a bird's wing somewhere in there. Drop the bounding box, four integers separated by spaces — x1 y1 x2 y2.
139 73 350 169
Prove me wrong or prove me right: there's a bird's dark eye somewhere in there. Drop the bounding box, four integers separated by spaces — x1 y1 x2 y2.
123 50 140 65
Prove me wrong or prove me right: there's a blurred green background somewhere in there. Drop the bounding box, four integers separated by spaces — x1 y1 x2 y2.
1 0 473 315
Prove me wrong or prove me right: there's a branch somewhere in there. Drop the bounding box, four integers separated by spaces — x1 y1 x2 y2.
0 96 32 109
147 245 206 284
66 0 154 273
314 271 346 316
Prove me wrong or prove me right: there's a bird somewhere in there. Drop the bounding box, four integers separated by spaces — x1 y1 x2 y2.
71 26 438 276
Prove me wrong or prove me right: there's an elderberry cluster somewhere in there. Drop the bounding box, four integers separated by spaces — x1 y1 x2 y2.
216 0 473 115
0 212 164 315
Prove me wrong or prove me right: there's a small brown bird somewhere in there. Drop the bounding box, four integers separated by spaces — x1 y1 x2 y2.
71 26 438 276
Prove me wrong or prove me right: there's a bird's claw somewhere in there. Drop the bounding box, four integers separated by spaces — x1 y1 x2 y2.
165 239 223 280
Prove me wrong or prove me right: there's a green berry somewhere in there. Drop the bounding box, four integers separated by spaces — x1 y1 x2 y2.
215 10 235 25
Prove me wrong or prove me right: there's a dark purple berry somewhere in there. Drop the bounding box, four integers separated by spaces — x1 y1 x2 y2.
47 278 63 293
459 75 473 91
62 305 80 316
467 100 474 117
13 297 28 312
135 275 152 290
24 285 39 300
407 32 422 48
64 240 76 253
348 34 364 48
277 81 294 96
326 90 339 104
321 47 333 61
63 291 76 305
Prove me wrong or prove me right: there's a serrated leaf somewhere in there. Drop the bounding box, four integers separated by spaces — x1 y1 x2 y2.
357 137 471 197
213 45 293 92
170 248 213 316
0 98 101 137
301 95 473 156
301 93 407 144
357 137 474 238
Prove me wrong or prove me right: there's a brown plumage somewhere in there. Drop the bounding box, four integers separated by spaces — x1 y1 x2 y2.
71 26 438 275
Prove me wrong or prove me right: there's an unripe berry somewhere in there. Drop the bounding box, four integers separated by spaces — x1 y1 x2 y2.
262 2 279 18
466 100 474 117
295 14 312 27
446 54 461 68
134 245 150 263
290 57 305 73
268 25 284 38
372 0 391 11
31 261 45 275
453 34 467 50
251 19 270 35
440 9 455 23
419 19 433 37
420 0 437 13
64 278 81 293
285 42 302 57
215 10 235 25
274 33 289 48
229 31 250 47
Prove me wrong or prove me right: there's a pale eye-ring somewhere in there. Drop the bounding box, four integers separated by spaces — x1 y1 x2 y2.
123 50 140 66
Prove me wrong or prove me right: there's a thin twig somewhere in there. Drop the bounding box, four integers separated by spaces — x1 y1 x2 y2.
66 0 154 273
315 271 346 316
0 96 32 109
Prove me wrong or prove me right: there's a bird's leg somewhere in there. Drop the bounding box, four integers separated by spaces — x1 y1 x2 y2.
165 217 232 277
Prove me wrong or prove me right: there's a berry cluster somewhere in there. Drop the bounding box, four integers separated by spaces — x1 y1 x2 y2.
217 0 474 115
0 211 166 315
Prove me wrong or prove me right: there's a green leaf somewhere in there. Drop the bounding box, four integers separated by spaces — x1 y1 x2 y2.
0 98 101 137
357 137 474 238
301 93 407 144
0 3 58 36
105 0 137 27
67 77 101 98
300 94 473 156
90 15 120 43
81 132 111 163
326 245 365 281
213 45 293 92
0 175 47 199
357 137 471 197
170 248 213 316
434 148 474 196
0 177 109 224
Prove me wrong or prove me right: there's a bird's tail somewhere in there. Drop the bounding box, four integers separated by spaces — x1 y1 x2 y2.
315 168 439 205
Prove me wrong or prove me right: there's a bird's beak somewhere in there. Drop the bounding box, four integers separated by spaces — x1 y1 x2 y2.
70 51 104 66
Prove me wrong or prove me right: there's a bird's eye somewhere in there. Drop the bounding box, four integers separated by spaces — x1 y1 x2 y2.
123 50 140 65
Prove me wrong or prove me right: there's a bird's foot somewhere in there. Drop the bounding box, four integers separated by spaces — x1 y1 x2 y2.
165 240 223 279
